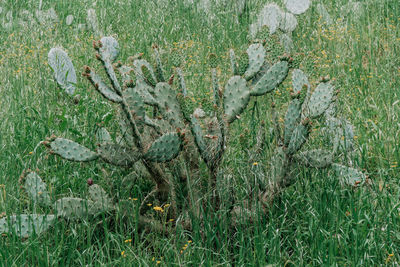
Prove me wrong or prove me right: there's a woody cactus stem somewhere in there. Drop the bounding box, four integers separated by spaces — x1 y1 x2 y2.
90 39 167 188
209 69 225 184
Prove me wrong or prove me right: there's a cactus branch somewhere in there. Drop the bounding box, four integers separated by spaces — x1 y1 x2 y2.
271 102 282 145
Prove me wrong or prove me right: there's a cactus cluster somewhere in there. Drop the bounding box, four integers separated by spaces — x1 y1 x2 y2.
6 29 365 236
249 0 311 56
260 68 365 204
0 172 112 238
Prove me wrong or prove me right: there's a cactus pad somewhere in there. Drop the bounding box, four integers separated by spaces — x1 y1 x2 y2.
96 127 112 144
50 138 99 162
244 44 265 80
223 76 250 123
97 143 141 167
123 86 146 120
24 172 51 206
327 118 354 153
0 214 55 238
284 99 302 146
251 61 289 96
279 12 297 33
284 0 310 15
306 82 334 118
292 69 310 95
250 3 283 37
191 116 209 161
48 48 77 95
89 184 114 211
287 122 310 154
154 82 184 128
55 197 98 219
144 133 182 162
99 36 119 62
295 149 333 168
332 164 365 186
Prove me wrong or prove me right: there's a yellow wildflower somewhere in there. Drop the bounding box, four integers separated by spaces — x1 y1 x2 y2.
153 206 164 212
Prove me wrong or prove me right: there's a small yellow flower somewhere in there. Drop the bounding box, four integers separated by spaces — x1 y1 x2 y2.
386 253 394 264
121 251 126 257
28 151 33 155
124 239 132 243
156 261 161 265
252 162 258 166
169 219 175 222
188 240 192 243
147 203 152 206
164 204 170 208
153 206 164 212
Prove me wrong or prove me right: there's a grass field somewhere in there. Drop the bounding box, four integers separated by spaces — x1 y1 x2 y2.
0 0 399 265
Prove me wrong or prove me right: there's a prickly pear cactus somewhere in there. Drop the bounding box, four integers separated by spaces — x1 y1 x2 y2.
262 67 364 206
244 43 265 80
283 98 302 146
144 133 183 163
0 214 55 238
224 76 250 123
99 36 119 62
306 82 335 119
24 31 365 234
251 61 289 96
48 48 77 95
294 149 333 168
97 143 141 166
48 138 99 162
24 172 51 206
284 0 310 15
332 164 365 186
3 170 114 238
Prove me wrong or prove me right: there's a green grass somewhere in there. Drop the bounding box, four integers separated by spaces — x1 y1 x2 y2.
0 0 400 265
